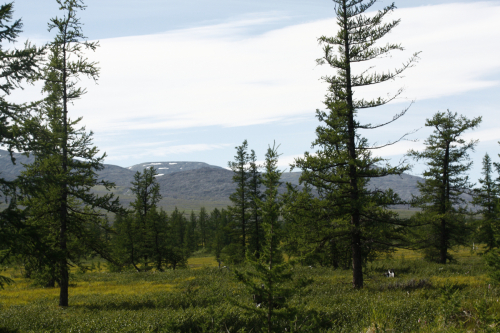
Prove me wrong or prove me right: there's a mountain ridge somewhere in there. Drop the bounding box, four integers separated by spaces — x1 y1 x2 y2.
1 151 457 211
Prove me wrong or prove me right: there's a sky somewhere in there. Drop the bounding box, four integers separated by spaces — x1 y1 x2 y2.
5 0 500 184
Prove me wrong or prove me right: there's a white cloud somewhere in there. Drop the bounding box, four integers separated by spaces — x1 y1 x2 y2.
105 143 230 162
13 2 499 135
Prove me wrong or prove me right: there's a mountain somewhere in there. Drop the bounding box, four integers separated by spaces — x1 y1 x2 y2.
126 161 225 174
0 151 34 181
1 150 469 211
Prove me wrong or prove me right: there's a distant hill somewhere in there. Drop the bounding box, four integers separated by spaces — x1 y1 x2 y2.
126 161 225 174
0 150 471 212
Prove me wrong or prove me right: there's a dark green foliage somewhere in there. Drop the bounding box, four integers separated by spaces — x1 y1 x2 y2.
210 208 233 265
235 144 311 333
227 140 263 263
197 207 209 249
247 149 264 257
227 140 251 261
111 168 190 271
408 110 481 263
184 211 198 253
166 208 189 269
14 0 123 307
130 167 162 270
0 1 43 289
0 2 43 156
290 0 419 288
473 153 499 251
283 184 354 269
485 249 500 284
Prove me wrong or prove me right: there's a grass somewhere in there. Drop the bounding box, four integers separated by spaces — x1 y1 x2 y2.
1 248 498 332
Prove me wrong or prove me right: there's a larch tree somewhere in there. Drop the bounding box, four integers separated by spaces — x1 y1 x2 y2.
291 0 419 288
228 140 251 261
0 2 43 288
408 110 481 264
129 166 162 269
18 0 122 306
247 149 263 258
235 144 308 332
472 153 499 252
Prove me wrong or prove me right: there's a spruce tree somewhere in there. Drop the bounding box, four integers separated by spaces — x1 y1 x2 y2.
408 110 481 263
292 0 419 288
18 0 121 306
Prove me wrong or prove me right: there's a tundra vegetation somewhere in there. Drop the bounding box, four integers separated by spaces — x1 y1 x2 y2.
1 0 500 332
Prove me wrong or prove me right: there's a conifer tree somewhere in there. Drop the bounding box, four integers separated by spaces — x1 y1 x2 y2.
0 2 43 157
248 149 264 257
198 207 209 248
283 184 353 269
166 207 188 269
408 110 481 263
228 140 251 261
184 211 198 253
0 2 43 288
129 166 161 268
473 153 499 251
235 144 309 332
18 0 121 306
292 0 419 288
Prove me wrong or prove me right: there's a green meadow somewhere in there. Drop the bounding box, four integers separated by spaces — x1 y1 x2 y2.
1 248 498 333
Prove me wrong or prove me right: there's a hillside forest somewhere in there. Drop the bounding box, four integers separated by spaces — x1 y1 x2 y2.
1 0 500 332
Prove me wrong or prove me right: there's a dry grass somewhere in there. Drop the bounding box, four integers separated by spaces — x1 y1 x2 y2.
187 256 219 269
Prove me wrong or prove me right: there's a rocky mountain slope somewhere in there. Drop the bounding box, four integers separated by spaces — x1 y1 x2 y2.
1 151 466 210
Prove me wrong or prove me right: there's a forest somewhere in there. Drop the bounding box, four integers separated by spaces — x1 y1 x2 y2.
1 0 499 332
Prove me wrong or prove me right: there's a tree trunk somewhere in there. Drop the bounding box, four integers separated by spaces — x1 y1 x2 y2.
351 225 363 288
439 217 447 264
59 22 69 307
341 0 363 288
439 143 450 264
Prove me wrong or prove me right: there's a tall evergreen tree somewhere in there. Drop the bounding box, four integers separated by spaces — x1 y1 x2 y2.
166 207 188 270
228 140 251 261
112 167 162 271
283 184 353 269
408 110 481 263
248 149 264 257
0 2 43 157
198 207 209 248
184 211 198 253
291 0 419 288
235 144 309 332
0 2 43 288
129 166 161 268
18 0 121 306
473 153 499 251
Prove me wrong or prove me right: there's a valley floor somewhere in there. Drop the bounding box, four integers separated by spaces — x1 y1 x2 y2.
0 249 498 332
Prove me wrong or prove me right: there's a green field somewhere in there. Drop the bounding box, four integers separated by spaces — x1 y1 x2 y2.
1 248 498 332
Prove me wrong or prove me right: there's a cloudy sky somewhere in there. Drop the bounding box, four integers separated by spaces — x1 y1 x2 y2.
7 0 500 183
